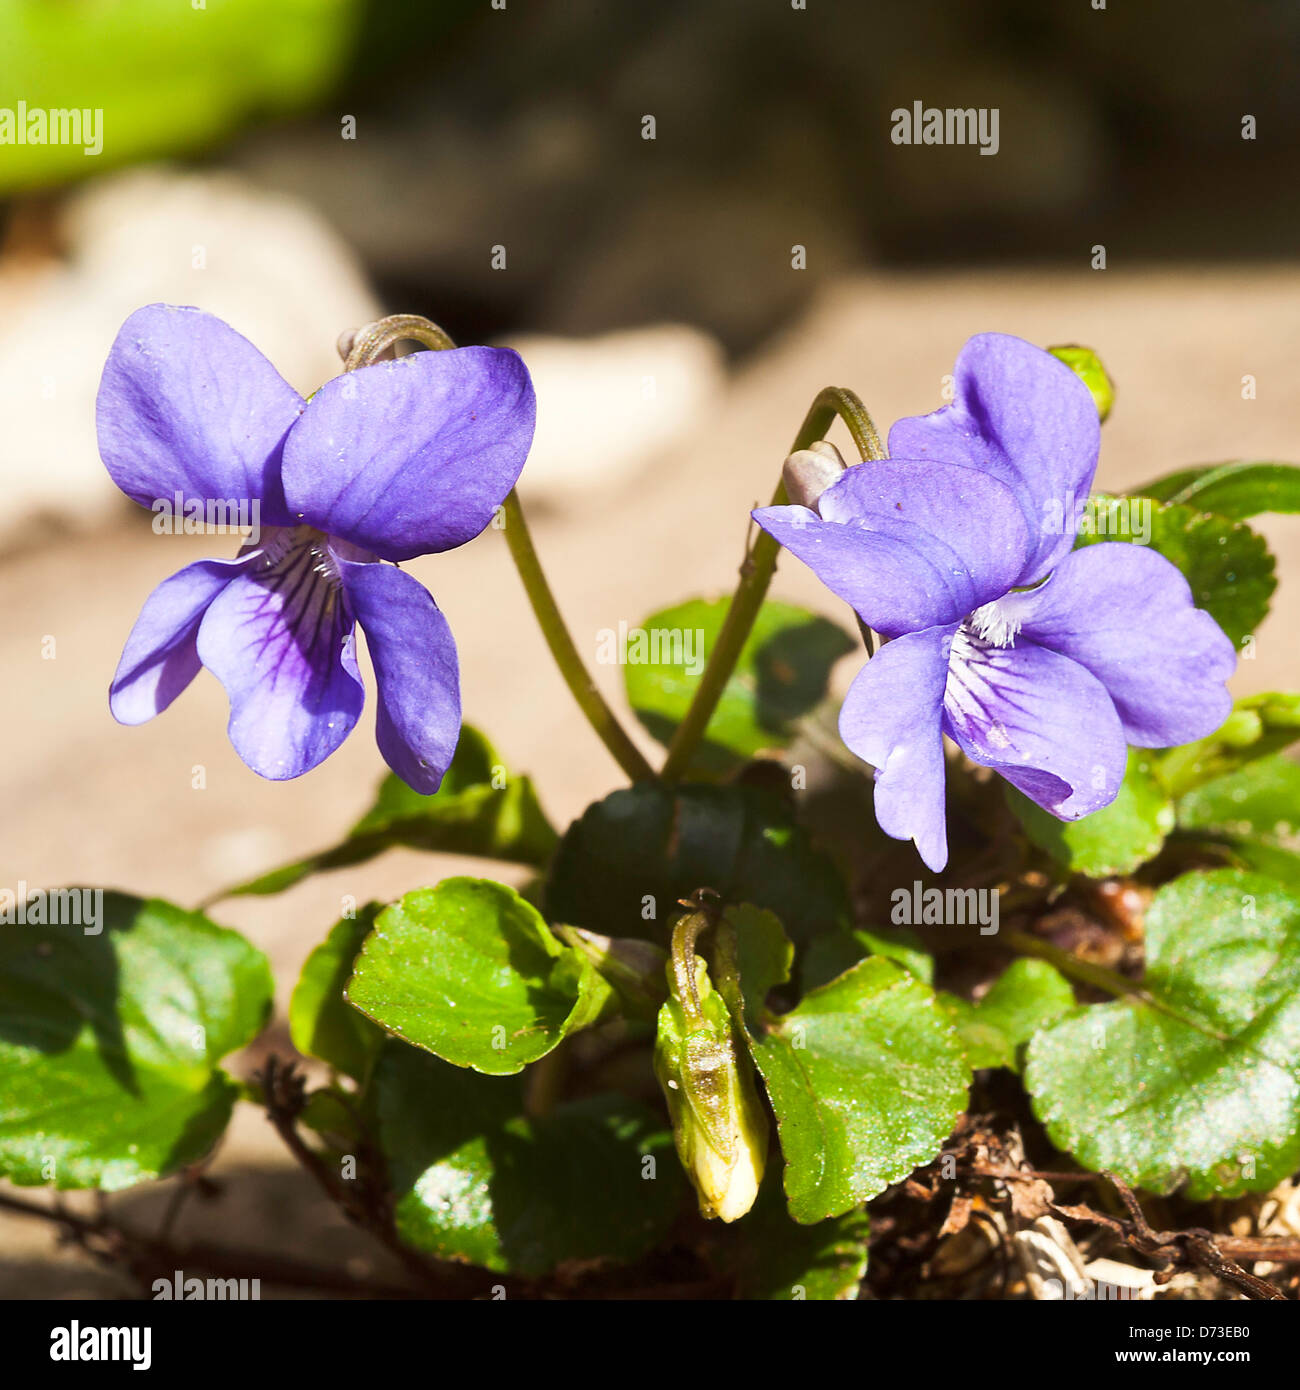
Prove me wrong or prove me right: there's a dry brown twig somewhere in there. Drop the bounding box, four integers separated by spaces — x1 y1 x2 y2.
949 1126 1292 1301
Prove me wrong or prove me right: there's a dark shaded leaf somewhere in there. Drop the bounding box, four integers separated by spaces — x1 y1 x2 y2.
0 893 271 1189
546 783 849 944
374 1042 684 1275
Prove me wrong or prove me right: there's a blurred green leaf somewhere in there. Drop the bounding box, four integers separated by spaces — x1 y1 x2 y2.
1175 753 1300 890
298 1086 362 1147
0 0 361 191
1215 840 1300 892
0 893 271 1189
1137 461 1300 520
624 597 855 778
1178 752 1300 842
1025 870 1300 1199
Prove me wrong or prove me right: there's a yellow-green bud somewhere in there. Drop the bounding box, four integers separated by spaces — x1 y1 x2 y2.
653 926 767 1223
1048 344 1115 423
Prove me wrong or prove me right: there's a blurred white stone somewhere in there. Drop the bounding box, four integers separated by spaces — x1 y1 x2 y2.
501 324 726 507
1083 1258 1159 1300
0 166 379 547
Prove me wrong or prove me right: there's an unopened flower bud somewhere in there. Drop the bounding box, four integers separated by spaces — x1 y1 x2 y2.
653 901 767 1222
782 439 846 511
1048 344 1115 422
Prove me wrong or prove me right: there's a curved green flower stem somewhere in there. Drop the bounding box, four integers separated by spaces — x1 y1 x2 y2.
1001 928 1149 1002
809 386 885 464
341 314 655 785
501 490 656 782
668 889 721 1020
342 313 456 369
660 386 883 783
1003 927 1218 1035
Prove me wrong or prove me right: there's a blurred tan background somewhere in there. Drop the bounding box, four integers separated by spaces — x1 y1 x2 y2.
1 0 1298 1291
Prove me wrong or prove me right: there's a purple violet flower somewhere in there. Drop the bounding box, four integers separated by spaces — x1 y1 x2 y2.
754 333 1235 872
100 304 535 792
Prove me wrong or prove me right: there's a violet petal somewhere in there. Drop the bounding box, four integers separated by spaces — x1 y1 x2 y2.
839 624 957 871
887 333 1099 582
282 346 535 562
943 635 1126 818
754 504 979 637
340 559 461 794
110 554 257 725
97 304 303 527
195 535 364 779
998 542 1235 748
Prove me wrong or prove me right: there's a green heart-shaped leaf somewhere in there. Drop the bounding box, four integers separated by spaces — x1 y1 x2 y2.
939 959 1074 1072
348 878 610 1075
1025 869 1300 1198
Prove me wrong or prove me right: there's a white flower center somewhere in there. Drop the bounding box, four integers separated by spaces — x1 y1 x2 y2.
964 600 1021 648
253 525 344 590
